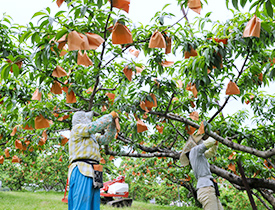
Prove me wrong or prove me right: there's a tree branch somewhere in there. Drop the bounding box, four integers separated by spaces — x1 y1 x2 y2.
105 147 180 159
258 189 275 209
149 111 275 158
98 0 113 69
237 160 257 210
169 121 185 138
210 164 275 191
251 191 272 210
208 49 250 123
165 91 176 115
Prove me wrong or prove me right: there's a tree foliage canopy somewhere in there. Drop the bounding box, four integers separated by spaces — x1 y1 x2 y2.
0 0 275 208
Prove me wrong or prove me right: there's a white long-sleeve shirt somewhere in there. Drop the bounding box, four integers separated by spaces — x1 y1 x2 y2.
189 138 218 189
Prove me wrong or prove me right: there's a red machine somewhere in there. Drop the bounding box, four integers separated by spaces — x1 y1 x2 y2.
62 176 132 207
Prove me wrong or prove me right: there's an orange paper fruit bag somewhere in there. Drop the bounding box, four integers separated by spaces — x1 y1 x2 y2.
225 81 240 95
243 15 261 38
112 22 133 45
188 0 201 14
149 31 166 48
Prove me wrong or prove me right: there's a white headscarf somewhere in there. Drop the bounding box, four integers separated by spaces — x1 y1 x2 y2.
72 111 94 126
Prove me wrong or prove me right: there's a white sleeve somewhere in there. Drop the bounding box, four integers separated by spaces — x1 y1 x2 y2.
204 144 218 158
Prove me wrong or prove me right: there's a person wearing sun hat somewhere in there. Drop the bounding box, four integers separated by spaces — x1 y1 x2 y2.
180 134 223 210
68 110 119 210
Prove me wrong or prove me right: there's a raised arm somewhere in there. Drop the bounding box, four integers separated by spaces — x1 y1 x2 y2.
204 137 218 158
96 120 116 145
72 113 116 139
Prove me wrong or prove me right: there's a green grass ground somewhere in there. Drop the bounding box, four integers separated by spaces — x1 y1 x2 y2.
0 191 200 210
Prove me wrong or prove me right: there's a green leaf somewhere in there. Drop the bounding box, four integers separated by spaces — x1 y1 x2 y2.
226 0 230 8
97 0 103 8
12 64 19 77
55 29 68 41
261 22 271 33
45 7 51 14
81 6 87 16
19 30 32 43
249 1 260 11
3 17 11 24
39 75 46 85
205 12 212 18
31 11 46 19
240 0 247 7
162 3 171 10
270 68 275 78
1 64 11 80
31 32 40 44
54 10 66 18
232 0 239 10
265 0 273 19
39 19 49 29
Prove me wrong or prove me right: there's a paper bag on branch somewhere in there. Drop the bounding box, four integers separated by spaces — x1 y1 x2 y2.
145 93 157 110
189 111 199 121
109 0 130 13
35 114 50 129
184 46 198 58
106 93 115 105
66 90 77 103
50 81 62 94
186 125 196 135
5 148 10 158
67 31 90 51
137 119 148 133
149 31 166 48
15 139 23 150
112 22 133 44
156 125 164 134
77 50 93 66
12 155 20 163
31 89 42 101
85 32 104 50
186 83 198 98
161 60 174 67
123 66 133 81
0 156 4 164
188 0 201 14
225 81 240 95
243 15 261 38
129 48 140 57
52 66 67 78
197 121 205 135
56 0 65 7
61 135 69 146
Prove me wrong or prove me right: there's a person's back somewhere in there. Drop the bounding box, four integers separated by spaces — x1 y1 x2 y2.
180 136 223 210
189 142 214 189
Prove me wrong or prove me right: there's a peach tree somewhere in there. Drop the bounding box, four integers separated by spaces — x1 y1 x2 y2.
0 0 275 208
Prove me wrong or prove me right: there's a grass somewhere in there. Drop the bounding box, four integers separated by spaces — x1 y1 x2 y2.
0 191 200 210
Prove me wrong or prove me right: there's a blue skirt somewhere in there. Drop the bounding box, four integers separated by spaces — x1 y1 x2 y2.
68 166 100 210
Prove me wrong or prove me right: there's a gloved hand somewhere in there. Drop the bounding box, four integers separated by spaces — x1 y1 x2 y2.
110 111 119 119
